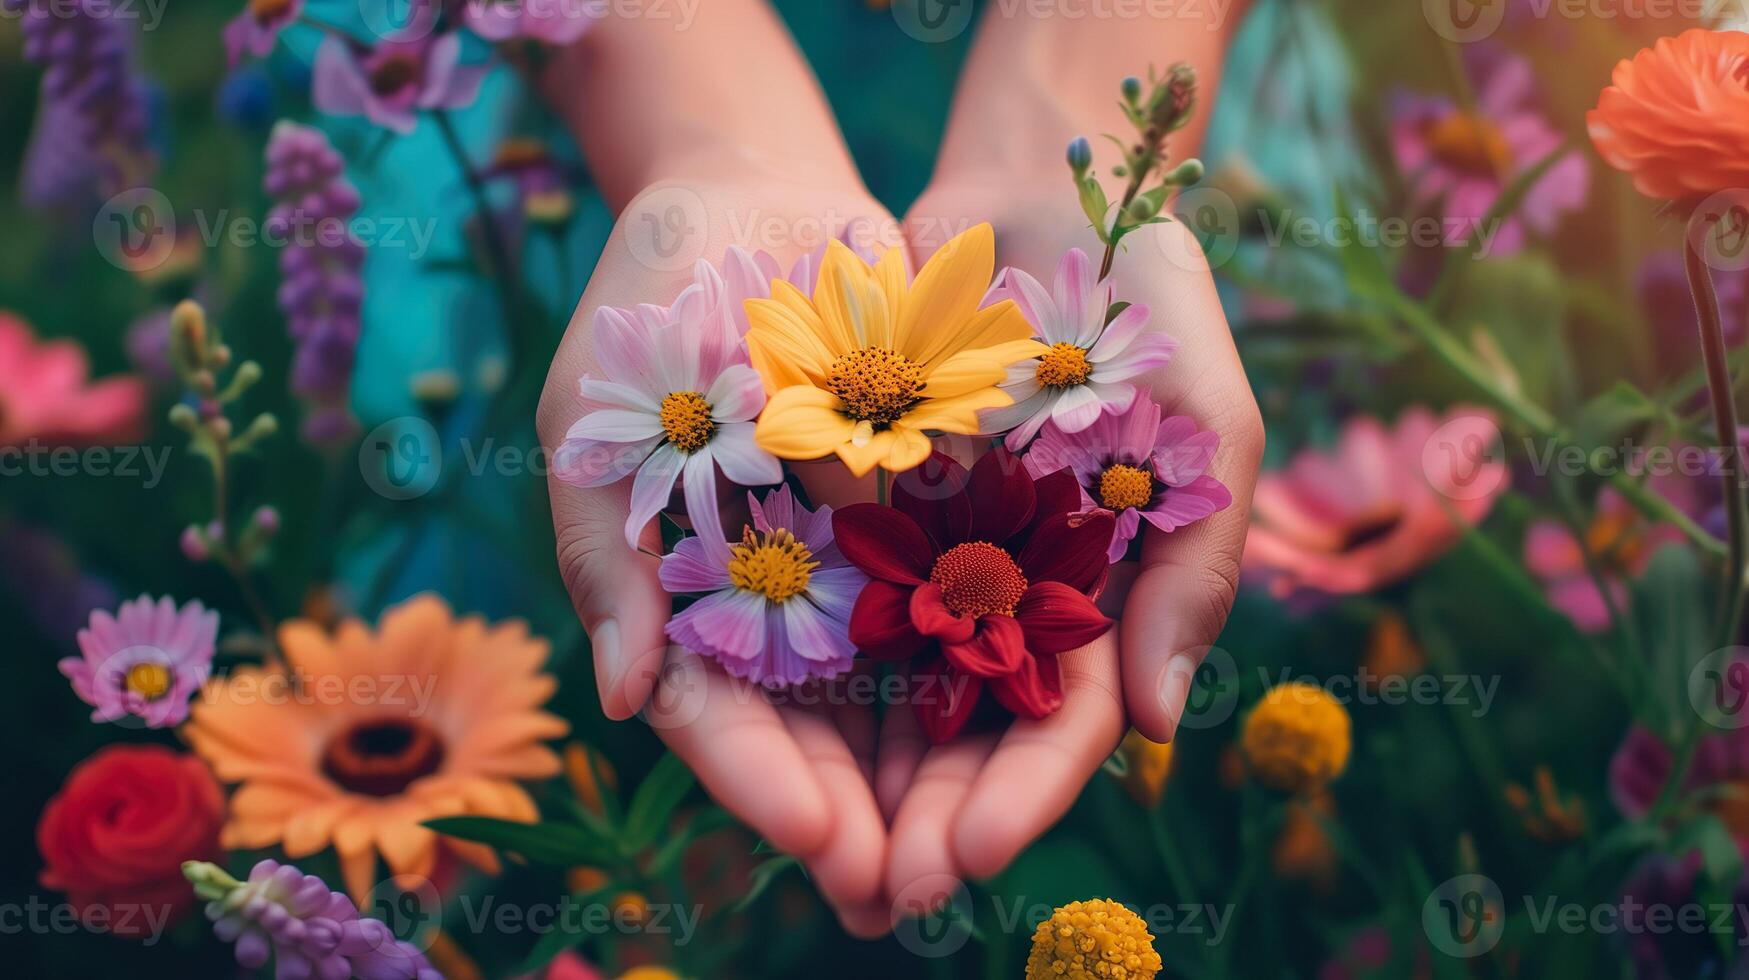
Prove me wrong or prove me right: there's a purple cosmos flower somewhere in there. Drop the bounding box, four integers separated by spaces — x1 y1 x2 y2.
980 248 1178 450
553 262 781 547
1024 396 1232 562
223 0 303 67
659 486 867 687
312 32 487 135
185 859 440 980
1389 47 1588 256
464 0 600 46
265 121 365 443
60 595 217 728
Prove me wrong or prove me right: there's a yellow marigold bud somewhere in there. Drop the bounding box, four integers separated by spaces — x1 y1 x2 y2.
1240 682 1351 795
1025 898 1162 980
1112 730 1173 808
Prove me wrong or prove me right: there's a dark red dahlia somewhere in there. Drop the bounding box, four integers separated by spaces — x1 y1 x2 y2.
833 448 1116 743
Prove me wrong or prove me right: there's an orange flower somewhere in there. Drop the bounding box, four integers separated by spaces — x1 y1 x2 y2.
1587 29 1749 203
185 595 568 901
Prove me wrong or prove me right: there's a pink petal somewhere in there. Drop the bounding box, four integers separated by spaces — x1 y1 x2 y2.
625 443 684 547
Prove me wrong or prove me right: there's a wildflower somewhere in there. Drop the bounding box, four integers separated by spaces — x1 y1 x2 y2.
264 121 365 442
1523 488 1683 633
747 226 1044 477
1025 396 1231 561
1273 791 1338 888
223 0 303 66
1587 29 1749 203
1025 898 1162 980
982 248 1178 449
834 449 1114 742
184 595 568 901
552 264 780 548
184 859 440 979
1361 612 1424 690
1243 408 1506 601
60 596 217 729
1391 47 1588 255
1111 730 1173 808
0 312 145 447
1241 682 1351 795
1611 725 1749 844
660 486 867 687
1504 766 1586 845
312 32 488 134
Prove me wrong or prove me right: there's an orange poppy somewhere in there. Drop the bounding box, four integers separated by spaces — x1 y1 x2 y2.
1587 29 1749 203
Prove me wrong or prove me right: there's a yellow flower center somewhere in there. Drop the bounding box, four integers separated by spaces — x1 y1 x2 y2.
124 662 171 700
1035 342 1093 388
249 0 293 21
930 541 1028 618
658 391 715 453
727 529 817 603
826 347 925 426
1423 111 1512 177
1098 464 1154 511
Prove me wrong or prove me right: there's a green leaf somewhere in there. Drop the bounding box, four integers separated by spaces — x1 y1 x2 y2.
423 816 621 867
1571 381 1660 452
730 855 801 914
1330 186 1390 301
622 753 696 852
646 806 740 878
1077 177 1111 240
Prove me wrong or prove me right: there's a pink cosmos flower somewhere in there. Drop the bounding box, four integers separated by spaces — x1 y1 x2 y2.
60 595 218 728
1523 488 1685 633
464 0 599 46
1024 396 1232 562
0 312 145 447
659 486 867 687
553 261 781 547
311 32 487 135
1243 407 1507 600
222 0 302 66
981 248 1177 450
1390 48 1589 256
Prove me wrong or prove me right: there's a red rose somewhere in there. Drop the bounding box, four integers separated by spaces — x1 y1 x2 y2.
834 449 1116 743
37 744 225 940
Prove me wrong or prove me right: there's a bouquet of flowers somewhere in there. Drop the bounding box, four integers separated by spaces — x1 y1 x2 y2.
553 69 1231 744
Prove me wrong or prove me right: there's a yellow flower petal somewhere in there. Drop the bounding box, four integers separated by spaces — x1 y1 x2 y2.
904 387 1014 433
755 385 856 460
834 428 896 477
936 301 1040 365
920 351 1010 399
815 240 895 350
880 425 935 472
898 223 997 367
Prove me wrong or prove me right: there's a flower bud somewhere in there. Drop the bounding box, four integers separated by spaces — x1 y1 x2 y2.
1126 196 1160 222
168 403 199 431
1065 136 1092 177
1149 63 1198 133
252 506 281 535
170 300 208 374
1121 76 1142 103
179 525 209 562
1163 158 1205 185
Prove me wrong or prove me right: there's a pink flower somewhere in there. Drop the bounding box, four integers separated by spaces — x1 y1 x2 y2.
222 0 303 66
706 238 877 336
659 486 867 688
0 312 145 447
981 248 1177 449
1523 488 1684 633
1243 407 1507 600
464 0 599 46
1611 723 1749 848
1390 47 1589 256
311 32 487 135
553 261 781 547
60 595 218 728
1024 396 1232 562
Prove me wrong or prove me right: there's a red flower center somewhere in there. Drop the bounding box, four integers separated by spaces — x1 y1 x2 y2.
929 541 1028 618
321 719 446 797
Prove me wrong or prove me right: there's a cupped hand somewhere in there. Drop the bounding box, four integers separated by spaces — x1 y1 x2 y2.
536 181 903 931
876 181 1264 912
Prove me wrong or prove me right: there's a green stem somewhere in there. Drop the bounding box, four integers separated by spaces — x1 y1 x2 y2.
1685 219 1748 644
431 109 525 371
1099 128 1163 280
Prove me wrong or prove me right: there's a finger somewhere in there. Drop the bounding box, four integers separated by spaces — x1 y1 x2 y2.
647 651 833 857
780 707 887 909
950 638 1125 880
874 699 929 822
831 898 895 940
885 734 998 919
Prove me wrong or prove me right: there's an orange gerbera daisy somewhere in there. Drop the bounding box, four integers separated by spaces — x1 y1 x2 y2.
1587 28 1749 204
185 595 568 902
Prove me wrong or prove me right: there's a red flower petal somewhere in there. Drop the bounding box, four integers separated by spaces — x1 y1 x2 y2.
893 451 971 549
849 579 928 659
833 503 936 584
1017 509 1116 593
989 652 1064 719
941 613 1029 678
968 447 1036 544
1014 582 1114 655
1030 466 1085 526
910 581 976 643
913 656 984 744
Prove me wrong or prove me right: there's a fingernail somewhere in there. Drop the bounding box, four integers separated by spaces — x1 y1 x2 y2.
590 618 621 689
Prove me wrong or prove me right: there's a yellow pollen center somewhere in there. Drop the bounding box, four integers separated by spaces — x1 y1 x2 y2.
727 529 817 603
658 391 715 453
1099 463 1155 511
1423 111 1512 176
1586 510 1645 573
1035 342 1093 388
124 662 171 700
930 541 1029 619
826 347 925 426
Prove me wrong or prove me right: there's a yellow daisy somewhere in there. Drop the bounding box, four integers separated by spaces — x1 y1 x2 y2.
746 224 1044 476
